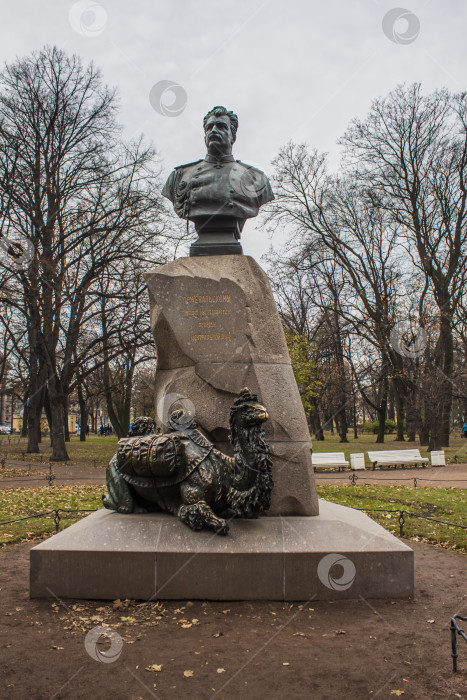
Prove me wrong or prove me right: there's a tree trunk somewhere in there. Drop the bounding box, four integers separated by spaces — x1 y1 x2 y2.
63 395 70 442
376 416 385 443
353 393 358 439
26 356 46 453
27 395 42 453
387 384 395 421
0 377 6 424
437 307 454 446
405 389 417 441
440 382 452 447
48 382 69 461
337 409 349 443
375 374 389 443
77 382 87 442
419 403 430 447
310 401 324 440
394 387 405 442
21 396 29 438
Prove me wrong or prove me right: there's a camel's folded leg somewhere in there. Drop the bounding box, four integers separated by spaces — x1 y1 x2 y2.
179 501 229 535
102 455 146 514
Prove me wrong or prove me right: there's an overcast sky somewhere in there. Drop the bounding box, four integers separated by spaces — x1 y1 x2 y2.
0 0 465 261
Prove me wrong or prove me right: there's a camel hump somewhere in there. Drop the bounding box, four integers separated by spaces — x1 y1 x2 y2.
116 432 213 488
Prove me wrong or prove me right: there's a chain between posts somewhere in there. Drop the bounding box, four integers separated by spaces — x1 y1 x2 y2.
348 473 419 488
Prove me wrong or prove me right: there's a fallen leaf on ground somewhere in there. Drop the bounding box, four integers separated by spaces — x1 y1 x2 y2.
282 662 290 666
183 670 194 678
145 664 162 673
390 692 404 697
217 668 225 674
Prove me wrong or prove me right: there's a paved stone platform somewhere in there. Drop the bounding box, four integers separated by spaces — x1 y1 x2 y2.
30 501 413 601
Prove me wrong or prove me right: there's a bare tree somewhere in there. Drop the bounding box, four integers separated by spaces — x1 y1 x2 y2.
0 47 169 459
266 143 408 442
340 83 467 447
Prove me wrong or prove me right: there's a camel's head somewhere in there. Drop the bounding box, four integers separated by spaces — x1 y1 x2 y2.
230 388 269 431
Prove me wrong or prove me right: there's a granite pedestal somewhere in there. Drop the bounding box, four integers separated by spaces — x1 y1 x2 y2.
30 501 414 601
145 255 319 517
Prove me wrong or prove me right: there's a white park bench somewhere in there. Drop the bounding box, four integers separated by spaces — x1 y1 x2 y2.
367 449 429 470
312 452 350 472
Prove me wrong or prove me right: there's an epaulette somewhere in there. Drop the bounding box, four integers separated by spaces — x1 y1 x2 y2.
174 159 203 169
235 159 265 173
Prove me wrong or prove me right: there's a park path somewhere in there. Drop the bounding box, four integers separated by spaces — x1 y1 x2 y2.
1 459 467 489
314 462 467 488
1 538 466 699
0 459 105 489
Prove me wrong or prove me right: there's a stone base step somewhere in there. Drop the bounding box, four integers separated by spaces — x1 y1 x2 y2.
30 500 413 601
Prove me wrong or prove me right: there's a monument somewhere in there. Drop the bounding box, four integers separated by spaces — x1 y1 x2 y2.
30 106 413 601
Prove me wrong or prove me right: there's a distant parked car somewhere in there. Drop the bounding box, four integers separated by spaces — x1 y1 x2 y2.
0 424 12 435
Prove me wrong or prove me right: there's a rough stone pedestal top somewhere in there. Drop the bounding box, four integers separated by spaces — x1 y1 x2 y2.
145 255 319 517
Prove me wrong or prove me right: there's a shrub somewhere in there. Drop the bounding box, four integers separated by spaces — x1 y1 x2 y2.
362 420 396 434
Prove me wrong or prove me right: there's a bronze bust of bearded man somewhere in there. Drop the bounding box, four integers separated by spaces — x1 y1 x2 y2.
162 106 274 256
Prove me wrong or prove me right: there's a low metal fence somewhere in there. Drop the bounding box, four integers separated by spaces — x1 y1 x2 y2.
0 507 98 533
451 615 467 672
0 459 103 483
